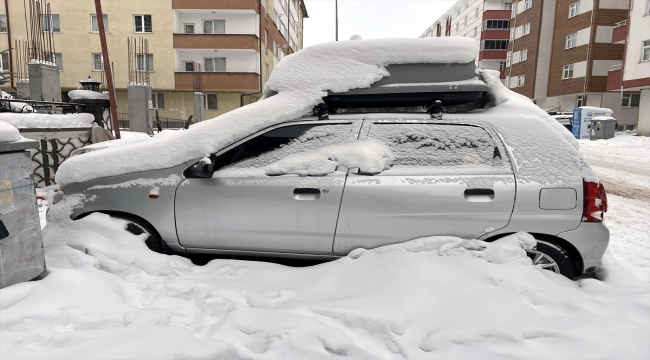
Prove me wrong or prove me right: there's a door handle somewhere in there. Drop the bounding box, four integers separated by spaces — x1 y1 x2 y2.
293 188 321 200
464 188 495 202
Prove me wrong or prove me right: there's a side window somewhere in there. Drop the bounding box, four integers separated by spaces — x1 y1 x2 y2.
366 123 509 174
214 123 355 173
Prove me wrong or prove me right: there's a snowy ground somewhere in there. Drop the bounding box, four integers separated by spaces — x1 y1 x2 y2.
2 132 649 359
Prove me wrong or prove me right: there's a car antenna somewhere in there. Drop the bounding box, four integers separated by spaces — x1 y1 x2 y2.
427 100 444 120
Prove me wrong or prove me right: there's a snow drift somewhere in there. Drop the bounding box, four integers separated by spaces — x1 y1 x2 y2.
0 197 647 359
0 112 95 129
0 120 21 143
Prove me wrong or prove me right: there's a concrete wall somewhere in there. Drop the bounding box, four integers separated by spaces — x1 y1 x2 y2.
28 63 61 102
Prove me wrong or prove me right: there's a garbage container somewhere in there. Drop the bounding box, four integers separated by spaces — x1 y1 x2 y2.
0 139 47 289
590 117 617 140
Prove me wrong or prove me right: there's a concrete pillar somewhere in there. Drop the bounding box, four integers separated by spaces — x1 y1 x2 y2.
27 63 61 102
193 93 205 122
16 80 30 99
127 84 152 135
638 89 650 137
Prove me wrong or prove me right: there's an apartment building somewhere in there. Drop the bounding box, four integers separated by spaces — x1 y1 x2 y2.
606 0 650 135
420 0 515 83
0 0 307 120
505 0 637 127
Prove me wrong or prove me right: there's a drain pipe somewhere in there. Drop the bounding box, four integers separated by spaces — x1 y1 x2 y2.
582 6 595 104
4 0 15 90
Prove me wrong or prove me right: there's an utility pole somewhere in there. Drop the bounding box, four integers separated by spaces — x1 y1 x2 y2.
335 0 338 41
94 0 121 139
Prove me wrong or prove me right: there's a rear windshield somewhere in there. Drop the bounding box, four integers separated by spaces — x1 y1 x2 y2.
366 123 511 175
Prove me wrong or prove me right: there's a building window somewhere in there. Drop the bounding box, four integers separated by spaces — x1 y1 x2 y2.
475 7 480 18
562 64 574 79
43 14 60 32
92 53 104 71
0 15 6 32
272 40 276 55
45 52 63 70
474 27 478 36
519 49 528 62
0 52 8 70
136 53 154 71
151 93 164 109
511 6 517 18
642 40 650 61
484 20 510 30
203 19 225 34
523 23 531 35
184 61 194 72
569 1 580 18
90 14 108 33
517 75 525 87
184 24 194 34
576 95 586 107
566 33 577 48
204 94 217 110
265 63 269 82
134 15 152 33
524 0 532 10
204 57 226 72
480 40 509 50
504 2 512 10
499 61 507 70
622 93 641 107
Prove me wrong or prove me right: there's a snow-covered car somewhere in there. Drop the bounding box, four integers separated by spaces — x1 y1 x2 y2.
55 38 608 279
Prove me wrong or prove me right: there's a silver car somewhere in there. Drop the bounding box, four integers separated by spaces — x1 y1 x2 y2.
60 64 609 280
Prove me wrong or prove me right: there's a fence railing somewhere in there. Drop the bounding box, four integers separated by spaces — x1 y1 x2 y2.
117 112 189 129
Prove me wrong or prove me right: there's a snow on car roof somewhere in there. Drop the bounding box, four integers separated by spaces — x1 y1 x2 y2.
55 37 593 187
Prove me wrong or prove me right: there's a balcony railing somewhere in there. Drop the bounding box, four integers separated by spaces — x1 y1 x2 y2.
612 23 627 44
175 72 259 91
172 0 258 12
606 67 622 91
174 34 259 51
615 19 627 28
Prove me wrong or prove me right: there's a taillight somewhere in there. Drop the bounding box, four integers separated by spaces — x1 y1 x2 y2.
583 180 607 222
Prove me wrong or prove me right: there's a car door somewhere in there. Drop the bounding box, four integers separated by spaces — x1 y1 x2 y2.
175 120 362 254
333 120 516 255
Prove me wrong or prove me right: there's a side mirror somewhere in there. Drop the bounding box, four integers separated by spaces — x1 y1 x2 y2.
194 157 213 177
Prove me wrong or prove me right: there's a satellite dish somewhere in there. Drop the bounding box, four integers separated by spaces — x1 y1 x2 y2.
349 34 363 40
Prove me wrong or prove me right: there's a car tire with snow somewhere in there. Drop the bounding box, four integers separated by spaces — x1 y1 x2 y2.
110 214 162 253
527 240 575 279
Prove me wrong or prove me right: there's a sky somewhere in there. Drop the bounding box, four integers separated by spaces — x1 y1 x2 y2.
302 0 456 47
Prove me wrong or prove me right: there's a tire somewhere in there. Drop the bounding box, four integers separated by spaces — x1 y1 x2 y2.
527 240 575 279
109 214 162 253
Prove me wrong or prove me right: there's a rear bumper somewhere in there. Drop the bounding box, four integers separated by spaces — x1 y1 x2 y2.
557 222 610 272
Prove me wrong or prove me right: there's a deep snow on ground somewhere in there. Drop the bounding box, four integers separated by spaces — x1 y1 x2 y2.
3 133 649 359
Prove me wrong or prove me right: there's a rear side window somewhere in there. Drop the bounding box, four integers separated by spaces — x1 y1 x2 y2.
366 123 509 174
214 123 356 173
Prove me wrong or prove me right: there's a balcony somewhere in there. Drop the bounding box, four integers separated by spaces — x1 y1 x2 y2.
606 65 622 91
500 70 506 79
481 30 510 40
612 20 627 44
174 34 259 51
172 0 258 12
175 72 260 91
479 50 508 60
483 10 512 20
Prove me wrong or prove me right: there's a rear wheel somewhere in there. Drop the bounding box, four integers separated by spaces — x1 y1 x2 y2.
109 214 162 253
527 240 575 278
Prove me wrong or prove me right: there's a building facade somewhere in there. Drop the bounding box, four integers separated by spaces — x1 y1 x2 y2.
421 0 642 129
420 0 515 82
606 0 650 135
0 0 307 120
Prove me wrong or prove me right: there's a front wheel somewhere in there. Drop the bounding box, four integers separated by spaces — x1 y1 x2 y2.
527 240 575 278
109 214 162 253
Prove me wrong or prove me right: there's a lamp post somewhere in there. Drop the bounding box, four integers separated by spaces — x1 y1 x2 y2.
335 0 338 41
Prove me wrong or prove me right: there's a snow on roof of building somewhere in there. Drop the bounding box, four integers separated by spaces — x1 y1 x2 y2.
0 112 95 129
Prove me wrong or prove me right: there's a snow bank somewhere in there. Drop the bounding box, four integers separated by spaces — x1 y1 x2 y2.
1 199 648 359
68 90 109 100
1 90 33 113
265 139 393 176
0 112 95 129
0 120 21 143
55 37 478 186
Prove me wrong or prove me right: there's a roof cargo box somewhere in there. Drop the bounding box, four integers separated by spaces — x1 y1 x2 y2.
324 62 488 108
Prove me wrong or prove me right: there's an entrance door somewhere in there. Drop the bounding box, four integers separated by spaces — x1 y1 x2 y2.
334 121 516 254
175 120 362 254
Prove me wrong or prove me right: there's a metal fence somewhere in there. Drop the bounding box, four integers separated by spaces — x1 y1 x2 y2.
117 113 188 129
